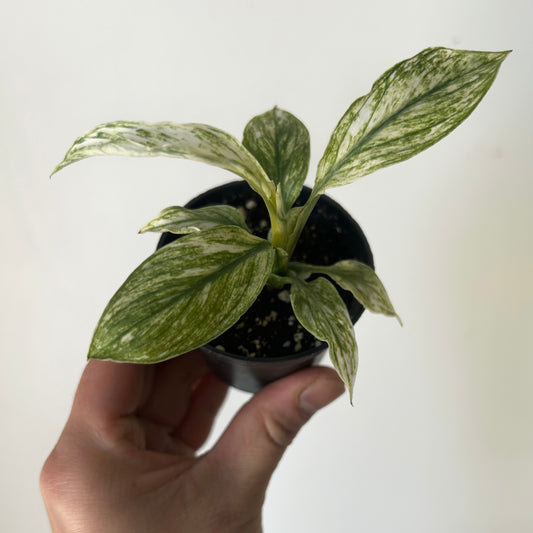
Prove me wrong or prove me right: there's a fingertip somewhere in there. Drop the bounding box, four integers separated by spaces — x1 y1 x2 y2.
298 372 345 415
256 365 344 404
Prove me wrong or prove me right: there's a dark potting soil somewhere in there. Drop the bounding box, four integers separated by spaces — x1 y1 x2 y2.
159 182 372 359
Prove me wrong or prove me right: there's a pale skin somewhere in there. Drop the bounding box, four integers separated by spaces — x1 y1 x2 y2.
40 350 345 532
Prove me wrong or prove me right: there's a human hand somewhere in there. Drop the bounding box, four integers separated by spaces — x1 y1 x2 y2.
40 351 344 532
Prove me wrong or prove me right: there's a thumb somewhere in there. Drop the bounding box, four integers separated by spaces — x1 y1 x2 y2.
207 366 345 496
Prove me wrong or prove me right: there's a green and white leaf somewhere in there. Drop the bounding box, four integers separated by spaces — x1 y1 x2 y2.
290 276 357 403
243 107 310 213
140 205 248 234
88 226 275 363
290 260 401 324
52 120 276 208
315 47 510 192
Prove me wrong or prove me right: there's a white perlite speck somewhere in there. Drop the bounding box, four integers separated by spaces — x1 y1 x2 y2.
277 290 290 303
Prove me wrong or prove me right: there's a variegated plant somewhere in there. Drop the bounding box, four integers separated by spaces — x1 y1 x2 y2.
53 47 508 401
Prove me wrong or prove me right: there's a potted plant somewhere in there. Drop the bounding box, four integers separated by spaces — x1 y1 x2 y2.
52 47 508 402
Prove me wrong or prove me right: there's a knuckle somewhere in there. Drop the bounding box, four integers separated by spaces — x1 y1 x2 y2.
40 438 84 502
40 448 65 499
262 409 308 448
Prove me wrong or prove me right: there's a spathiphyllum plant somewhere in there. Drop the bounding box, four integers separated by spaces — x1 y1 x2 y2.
53 47 508 401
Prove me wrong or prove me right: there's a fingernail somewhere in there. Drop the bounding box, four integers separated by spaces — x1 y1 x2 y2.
299 377 345 415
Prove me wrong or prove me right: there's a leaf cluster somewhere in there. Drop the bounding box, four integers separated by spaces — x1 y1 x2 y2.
52 47 508 401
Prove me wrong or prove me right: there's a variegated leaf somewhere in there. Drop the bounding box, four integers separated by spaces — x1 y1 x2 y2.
88 226 275 363
290 276 357 403
290 260 401 324
315 47 510 192
243 107 310 213
52 121 276 207
140 205 248 234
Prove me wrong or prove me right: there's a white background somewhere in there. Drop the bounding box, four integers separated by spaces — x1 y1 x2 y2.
1 1 532 531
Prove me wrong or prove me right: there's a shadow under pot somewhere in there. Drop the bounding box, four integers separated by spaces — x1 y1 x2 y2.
157 180 374 393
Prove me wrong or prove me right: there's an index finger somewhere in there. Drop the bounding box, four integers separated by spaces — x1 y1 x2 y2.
70 359 151 427
69 350 211 431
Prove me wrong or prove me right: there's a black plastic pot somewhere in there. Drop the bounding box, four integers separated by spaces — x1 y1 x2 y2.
157 181 373 393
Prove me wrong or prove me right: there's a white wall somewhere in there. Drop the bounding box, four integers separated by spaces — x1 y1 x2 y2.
1 1 532 531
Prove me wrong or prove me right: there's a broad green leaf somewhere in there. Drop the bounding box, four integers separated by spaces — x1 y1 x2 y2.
315 47 510 192
52 120 276 208
290 276 357 403
140 205 248 234
243 107 310 213
88 226 275 363
290 260 401 324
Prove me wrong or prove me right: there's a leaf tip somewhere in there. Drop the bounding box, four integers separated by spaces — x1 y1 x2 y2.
51 157 72 177
494 49 512 65
348 388 355 406
139 220 158 234
50 165 61 178
345 374 355 405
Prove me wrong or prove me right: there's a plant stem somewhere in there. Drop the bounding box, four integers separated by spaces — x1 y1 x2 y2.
273 246 289 275
269 211 287 249
285 191 322 258
267 272 293 288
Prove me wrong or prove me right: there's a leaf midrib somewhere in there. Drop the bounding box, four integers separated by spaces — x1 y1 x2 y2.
274 110 283 188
